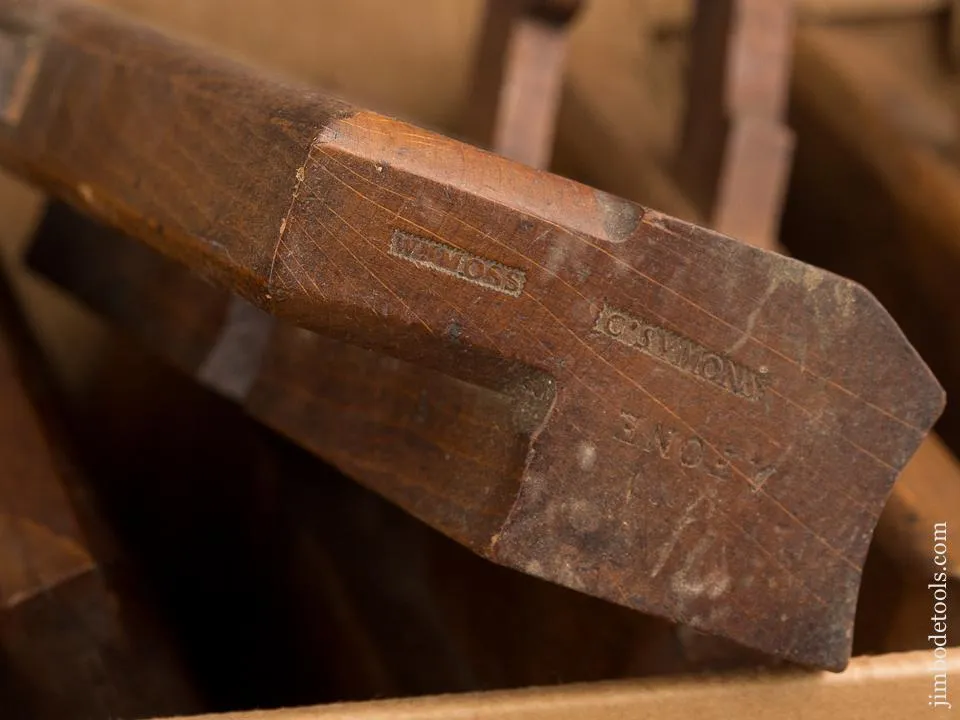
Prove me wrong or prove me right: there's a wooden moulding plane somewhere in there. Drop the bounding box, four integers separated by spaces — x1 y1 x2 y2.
558 0 960 582
0 0 946 670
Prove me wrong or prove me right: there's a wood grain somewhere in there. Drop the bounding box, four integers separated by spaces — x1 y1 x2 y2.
2 0 945 669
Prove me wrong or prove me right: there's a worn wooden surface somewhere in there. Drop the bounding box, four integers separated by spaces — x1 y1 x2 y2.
786 22 960 420
69 337 730 705
22 4 716 697
1 0 945 669
785 24 960 447
31 212 957 688
674 0 960 586
780 21 960 579
556 1 960 585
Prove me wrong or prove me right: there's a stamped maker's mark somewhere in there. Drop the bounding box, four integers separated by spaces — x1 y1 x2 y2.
616 412 777 492
595 304 770 402
389 230 526 297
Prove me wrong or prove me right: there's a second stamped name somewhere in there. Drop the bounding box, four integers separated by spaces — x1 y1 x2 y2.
595 304 769 401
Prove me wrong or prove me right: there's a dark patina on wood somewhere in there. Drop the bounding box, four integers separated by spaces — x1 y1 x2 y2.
1 0 945 669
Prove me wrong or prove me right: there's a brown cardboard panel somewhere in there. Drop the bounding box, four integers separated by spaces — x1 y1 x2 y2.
155 650 958 719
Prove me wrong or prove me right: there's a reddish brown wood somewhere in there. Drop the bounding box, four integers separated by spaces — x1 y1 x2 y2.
681 8 960 587
677 0 795 249
0 264 198 718
1 0 945 669
780 24 960 577
26 204 753 680
0 301 93 616
463 0 581 168
37 270 751 699
506 0 957 657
